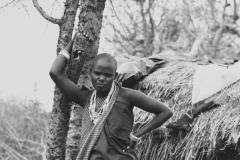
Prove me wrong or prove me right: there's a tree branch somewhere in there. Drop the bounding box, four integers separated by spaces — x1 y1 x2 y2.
222 0 230 20
18 0 30 16
233 0 239 22
111 36 132 54
0 0 17 9
32 0 63 25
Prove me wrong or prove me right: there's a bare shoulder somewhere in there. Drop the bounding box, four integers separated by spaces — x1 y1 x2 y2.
119 87 170 114
118 87 145 105
118 87 135 98
119 87 142 96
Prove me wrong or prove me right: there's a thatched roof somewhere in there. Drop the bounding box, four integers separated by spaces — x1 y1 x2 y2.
134 61 240 160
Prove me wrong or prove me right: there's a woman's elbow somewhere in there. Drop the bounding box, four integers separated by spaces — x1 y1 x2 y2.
167 109 173 118
164 107 173 119
49 70 58 81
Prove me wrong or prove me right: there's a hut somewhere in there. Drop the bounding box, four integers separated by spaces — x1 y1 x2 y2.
133 61 240 160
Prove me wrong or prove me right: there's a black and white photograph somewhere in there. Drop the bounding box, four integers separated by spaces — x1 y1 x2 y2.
0 0 240 160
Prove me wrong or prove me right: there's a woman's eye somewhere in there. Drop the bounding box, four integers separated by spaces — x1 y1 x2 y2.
105 73 113 77
94 72 101 75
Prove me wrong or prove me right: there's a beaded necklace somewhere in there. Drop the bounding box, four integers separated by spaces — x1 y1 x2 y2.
89 82 116 125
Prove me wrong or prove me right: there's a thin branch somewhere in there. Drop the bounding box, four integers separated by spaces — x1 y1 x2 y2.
179 22 196 38
17 0 30 16
108 23 134 43
32 0 63 25
233 0 239 22
145 0 155 15
123 7 142 32
207 0 218 24
19 139 43 147
182 0 196 30
109 0 136 48
222 0 230 20
0 142 28 160
139 0 147 40
48 0 63 18
0 0 17 9
113 38 132 55
155 6 167 28
105 35 132 55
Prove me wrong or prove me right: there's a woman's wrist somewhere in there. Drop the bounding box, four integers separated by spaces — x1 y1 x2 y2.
59 49 70 60
65 40 74 53
130 132 141 142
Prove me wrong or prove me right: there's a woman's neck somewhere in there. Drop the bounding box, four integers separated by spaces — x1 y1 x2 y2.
96 89 110 98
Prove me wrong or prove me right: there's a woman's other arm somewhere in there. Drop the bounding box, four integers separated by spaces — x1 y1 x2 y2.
128 89 173 137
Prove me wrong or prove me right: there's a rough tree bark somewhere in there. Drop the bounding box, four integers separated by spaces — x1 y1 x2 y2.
37 1 80 160
33 0 79 159
33 0 106 159
65 0 106 159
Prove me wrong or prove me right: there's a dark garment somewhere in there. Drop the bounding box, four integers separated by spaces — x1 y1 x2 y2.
81 92 137 160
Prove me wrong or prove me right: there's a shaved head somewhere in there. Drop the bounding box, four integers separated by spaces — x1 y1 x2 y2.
90 53 117 93
93 53 117 71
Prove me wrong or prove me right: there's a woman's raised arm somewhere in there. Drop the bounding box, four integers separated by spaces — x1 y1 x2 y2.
49 33 88 106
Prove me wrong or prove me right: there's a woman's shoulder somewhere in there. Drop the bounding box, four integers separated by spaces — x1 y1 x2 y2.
120 86 143 95
116 87 134 109
118 87 143 102
119 86 133 96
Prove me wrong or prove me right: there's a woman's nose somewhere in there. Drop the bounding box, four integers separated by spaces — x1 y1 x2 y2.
98 75 105 81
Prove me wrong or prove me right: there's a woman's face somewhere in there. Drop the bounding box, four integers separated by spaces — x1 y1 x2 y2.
91 57 116 94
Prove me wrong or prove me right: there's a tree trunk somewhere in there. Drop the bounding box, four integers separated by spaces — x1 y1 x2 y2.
46 1 79 160
44 0 106 159
65 1 106 159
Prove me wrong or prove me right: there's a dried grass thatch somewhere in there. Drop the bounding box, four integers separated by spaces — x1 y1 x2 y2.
133 62 240 160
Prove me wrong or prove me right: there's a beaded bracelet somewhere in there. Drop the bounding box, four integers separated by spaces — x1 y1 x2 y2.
59 49 70 60
130 132 141 142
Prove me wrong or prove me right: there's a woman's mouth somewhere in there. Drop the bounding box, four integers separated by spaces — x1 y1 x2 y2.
96 83 105 87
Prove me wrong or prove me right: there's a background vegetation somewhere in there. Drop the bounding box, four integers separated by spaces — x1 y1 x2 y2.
0 0 240 159
0 97 49 160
